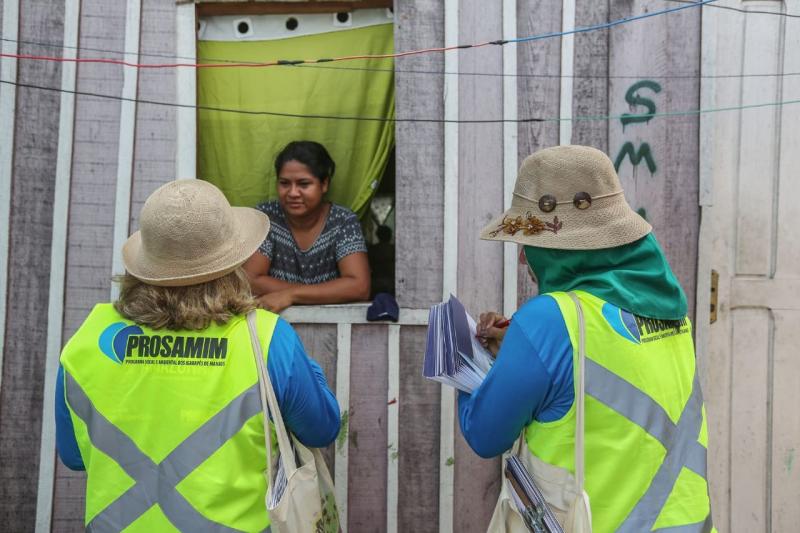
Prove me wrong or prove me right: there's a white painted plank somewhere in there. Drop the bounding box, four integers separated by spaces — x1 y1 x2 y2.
0 0 20 398
440 0 459 529
730 308 771 533
771 310 800 532
110 0 141 300
502 0 518 318
386 324 400 533
34 1 81 531
335 323 351 532
559 0 575 145
734 2 783 277
176 3 196 180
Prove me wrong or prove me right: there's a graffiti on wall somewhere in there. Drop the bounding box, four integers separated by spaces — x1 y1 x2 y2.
614 80 661 174
614 80 662 221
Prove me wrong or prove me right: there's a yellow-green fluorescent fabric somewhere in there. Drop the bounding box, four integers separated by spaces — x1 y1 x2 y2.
60 304 279 532
525 291 712 532
197 24 394 216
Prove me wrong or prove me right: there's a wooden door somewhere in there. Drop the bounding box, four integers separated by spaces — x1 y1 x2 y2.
699 2 800 531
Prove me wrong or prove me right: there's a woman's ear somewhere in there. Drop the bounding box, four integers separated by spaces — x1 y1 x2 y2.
321 177 330 195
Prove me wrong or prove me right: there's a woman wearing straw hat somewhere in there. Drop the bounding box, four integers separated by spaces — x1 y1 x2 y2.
460 146 713 532
54 180 340 532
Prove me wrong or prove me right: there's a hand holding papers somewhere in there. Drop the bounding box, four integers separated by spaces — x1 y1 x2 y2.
423 295 496 393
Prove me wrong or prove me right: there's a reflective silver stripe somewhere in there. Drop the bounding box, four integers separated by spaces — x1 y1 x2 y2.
66 372 263 532
584 359 707 479
584 359 711 532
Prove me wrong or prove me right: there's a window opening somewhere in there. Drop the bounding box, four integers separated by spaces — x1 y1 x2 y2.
196 7 396 302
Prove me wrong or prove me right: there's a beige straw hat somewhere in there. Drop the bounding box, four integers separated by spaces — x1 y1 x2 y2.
122 179 270 286
480 145 651 250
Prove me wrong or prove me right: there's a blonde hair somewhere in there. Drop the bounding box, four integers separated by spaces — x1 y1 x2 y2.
113 267 257 330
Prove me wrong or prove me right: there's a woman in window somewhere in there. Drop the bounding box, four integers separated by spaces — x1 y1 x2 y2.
244 141 371 312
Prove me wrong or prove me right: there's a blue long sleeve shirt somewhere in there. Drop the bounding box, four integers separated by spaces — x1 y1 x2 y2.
56 317 340 470
458 295 575 458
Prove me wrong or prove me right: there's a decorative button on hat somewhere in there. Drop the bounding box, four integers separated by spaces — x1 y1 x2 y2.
122 179 270 286
480 145 651 250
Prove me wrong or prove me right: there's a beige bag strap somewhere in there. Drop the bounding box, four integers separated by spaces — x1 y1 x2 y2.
247 311 298 474
567 292 586 494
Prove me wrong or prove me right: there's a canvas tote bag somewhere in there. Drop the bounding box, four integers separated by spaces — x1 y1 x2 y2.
247 311 341 533
488 292 592 533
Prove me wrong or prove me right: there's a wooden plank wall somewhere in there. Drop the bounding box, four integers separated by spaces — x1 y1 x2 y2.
395 0 444 310
454 1 504 528
0 1 64 531
0 1 706 531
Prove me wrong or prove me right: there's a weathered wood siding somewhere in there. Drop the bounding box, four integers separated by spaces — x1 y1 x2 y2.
0 1 709 531
454 0 504 528
0 1 63 531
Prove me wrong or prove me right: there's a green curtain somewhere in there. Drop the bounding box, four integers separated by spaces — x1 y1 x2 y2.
197 24 395 216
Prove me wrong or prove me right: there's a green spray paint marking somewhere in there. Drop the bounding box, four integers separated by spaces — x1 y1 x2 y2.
615 142 657 174
786 448 796 473
337 410 349 452
445 456 455 467
621 80 662 129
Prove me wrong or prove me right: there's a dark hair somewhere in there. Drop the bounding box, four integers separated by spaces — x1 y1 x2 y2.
274 141 336 184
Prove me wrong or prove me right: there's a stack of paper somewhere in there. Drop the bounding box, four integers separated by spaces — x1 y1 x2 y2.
423 295 495 393
268 457 287 509
505 456 564 533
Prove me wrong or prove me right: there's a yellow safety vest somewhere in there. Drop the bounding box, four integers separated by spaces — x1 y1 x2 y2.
526 291 712 532
60 304 278 532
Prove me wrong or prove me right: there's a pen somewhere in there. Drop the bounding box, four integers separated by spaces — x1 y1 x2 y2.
475 318 511 339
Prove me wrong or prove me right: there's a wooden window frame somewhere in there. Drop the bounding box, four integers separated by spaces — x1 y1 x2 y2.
196 1 393 17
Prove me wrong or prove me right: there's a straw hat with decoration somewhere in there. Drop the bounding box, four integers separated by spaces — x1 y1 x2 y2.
480 145 651 249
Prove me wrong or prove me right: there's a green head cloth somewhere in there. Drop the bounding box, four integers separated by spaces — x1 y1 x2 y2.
523 233 687 320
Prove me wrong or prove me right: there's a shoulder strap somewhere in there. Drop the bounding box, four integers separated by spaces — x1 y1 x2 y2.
567 292 586 493
246 311 298 474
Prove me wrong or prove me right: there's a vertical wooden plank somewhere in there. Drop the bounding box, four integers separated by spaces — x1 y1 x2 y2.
336 323 351 529
109 0 142 300
0 1 64 529
347 325 388 533
571 0 608 151
398 327 441 533
394 0 444 308
386 324 400 533
294 323 338 471
0 0 19 396
502 0 518 319
516 0 561 305
453 0 503 530
734 3 783 277
559 0 575 145
36 4 79 527
50 2 126 530
775 2 800 281
175 3 196 180
771 310 800 531
729 308 771 532
130 0 178 233
607 0 700 320
439 0 458 530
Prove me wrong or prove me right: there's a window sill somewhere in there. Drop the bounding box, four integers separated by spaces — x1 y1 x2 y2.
280 303 428 325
